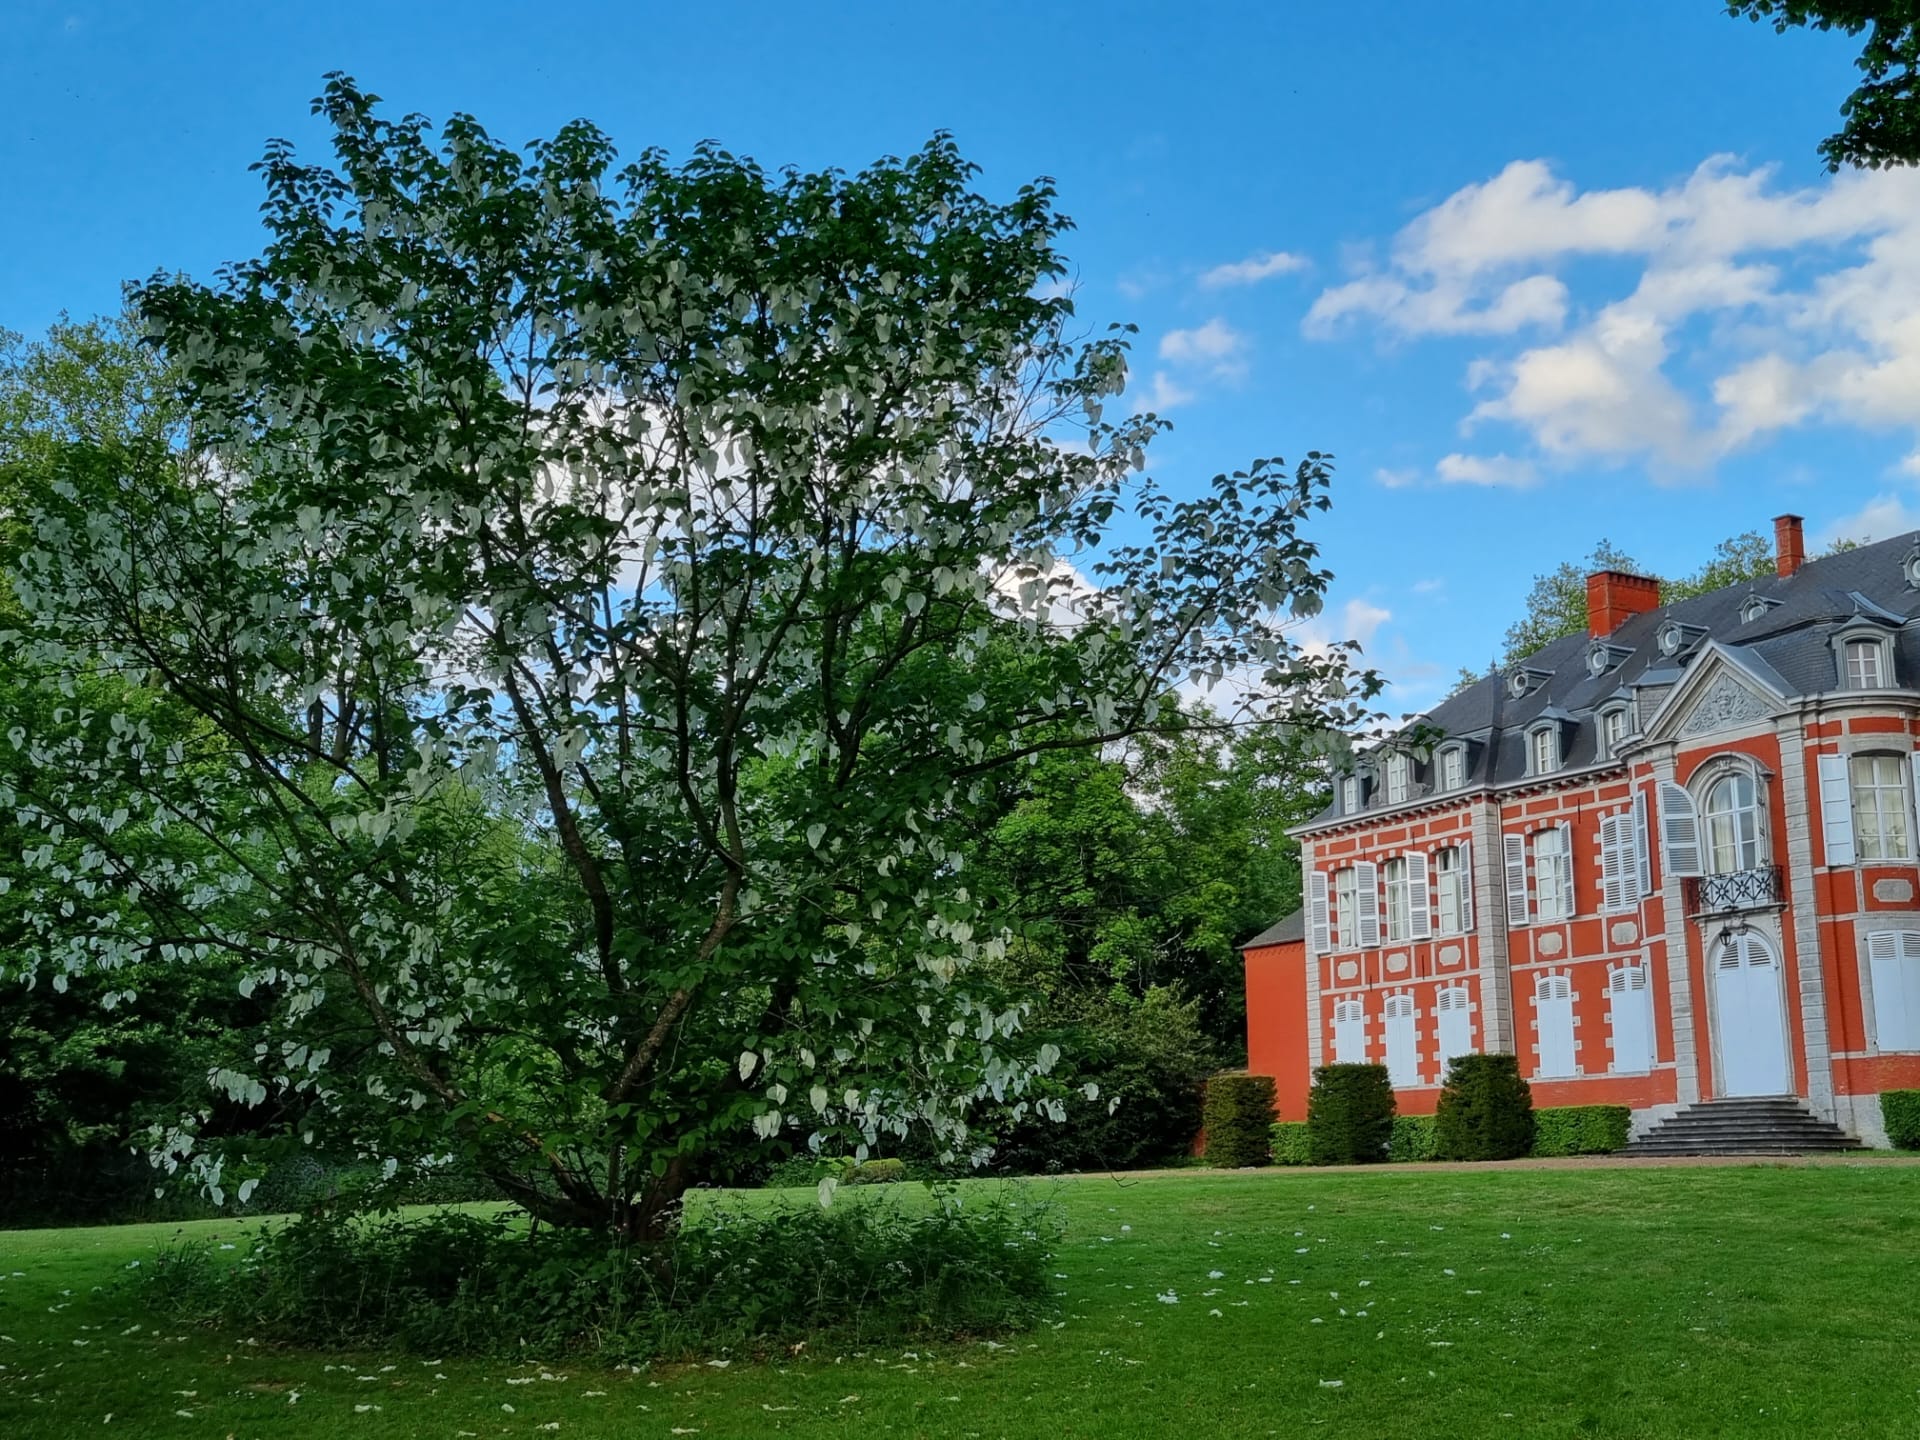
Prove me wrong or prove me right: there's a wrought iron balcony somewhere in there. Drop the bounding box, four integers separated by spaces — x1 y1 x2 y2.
1686 865 1783 915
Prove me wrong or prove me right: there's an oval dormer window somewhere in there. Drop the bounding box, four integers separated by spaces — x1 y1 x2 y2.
1508 670 1529 699
1905 546 1920 589
1587 646 1609 679
1741 597 1768 624
1657 621 1682 657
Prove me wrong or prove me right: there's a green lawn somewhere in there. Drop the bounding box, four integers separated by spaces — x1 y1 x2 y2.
4 1162 1919 1438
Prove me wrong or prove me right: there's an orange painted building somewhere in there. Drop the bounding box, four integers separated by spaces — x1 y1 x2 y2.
1244 516 1920 1145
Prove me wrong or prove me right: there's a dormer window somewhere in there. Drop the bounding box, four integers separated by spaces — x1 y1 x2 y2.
1385 753 1411 805
1845 637 1888 689
1657 621 1685 657
1529 725 1559 775
1508 670 1529 700
1740 595 1777 624
1341 776 1360 814
1507 665 1551 700
1904 543 1920 589
1587 646 1608 678
1599 705 1630 760
1438 744 1466 792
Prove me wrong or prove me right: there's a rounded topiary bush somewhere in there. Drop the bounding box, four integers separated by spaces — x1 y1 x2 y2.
1307 1063 1395 1165
1433 1053 1535 1161
1203 1072 1277 1167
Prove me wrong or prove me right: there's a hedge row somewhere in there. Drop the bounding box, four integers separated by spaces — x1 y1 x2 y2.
1884 1090 1920 1150
1203 1073 1278 1168
1531 1105 1633 1157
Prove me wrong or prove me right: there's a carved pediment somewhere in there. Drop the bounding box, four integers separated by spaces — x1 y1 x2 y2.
1677 671 1774 738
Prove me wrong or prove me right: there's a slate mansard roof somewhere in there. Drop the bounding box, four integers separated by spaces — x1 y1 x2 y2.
1304 526 1920 832
1243 909 1306 949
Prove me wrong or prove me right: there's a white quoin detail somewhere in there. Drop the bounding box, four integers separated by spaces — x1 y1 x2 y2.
1308 870 1330 958
1817 754 1856 866
1383 994 1417 1088
1355 861 1380 950
1406 851 1432 941
1503 834 1529 928
1659 781 1703 878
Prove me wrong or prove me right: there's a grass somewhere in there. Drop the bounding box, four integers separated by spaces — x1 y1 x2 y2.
4 1162 1920 1437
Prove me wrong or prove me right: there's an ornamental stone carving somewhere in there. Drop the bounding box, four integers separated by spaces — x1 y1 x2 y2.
1678 673 1773 738
1610 921 1639 946
1874 878 1916 904
1438 944 1463 966
1337 960 1358 981
1538 931 1565 956
1386 951 1410 974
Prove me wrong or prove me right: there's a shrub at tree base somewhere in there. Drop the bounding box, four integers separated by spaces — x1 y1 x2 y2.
136 1191 1060 1362
1270 1121 1312 1166
1389 1114 1438 1163
1434 1054 1535 1161
1883 1091 1920 1150
845 1158 908 1185
1530 1105 1632 1157
1307 1064 1395 1165
1202 1073 1277 1168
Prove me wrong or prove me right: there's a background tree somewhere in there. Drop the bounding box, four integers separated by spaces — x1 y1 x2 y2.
3 80 1378 1237
1500 539 1640 663
1728 2 1920 169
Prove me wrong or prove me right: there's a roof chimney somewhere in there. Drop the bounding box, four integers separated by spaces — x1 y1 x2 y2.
1586 569 1662 638
1774 513 1806 578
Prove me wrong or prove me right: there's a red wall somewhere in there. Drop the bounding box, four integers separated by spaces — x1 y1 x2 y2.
1244 938 1310 1119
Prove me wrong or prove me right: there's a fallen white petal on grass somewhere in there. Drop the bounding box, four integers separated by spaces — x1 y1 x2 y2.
1319 1379 1344 1388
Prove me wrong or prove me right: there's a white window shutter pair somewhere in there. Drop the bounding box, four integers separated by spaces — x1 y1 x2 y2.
1817 754 1856 866
1307 871 1331 957
1599 814 1627 913
1503 834 1529 928
1867 931 1920 1052
1407 851 1432 941
1659 781 1703 877
1355 861 1380 949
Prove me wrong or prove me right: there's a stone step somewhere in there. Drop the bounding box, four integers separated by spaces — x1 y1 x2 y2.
1624 1097 1862 1156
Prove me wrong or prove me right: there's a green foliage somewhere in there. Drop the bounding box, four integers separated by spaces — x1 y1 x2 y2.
3 79 1376 1234
1269 1120 1312 1166
845 1158 907 1185
1306 1064 1395 1165
1433 1054 1535 1161
1728 2 1920 170
1664 531 1778 602
1881 1090 1920 1149
1201 1073 1276 1168
1502 540 1638 663
137 1192 1060 1360
1529 1105 1632 1158
1388 1114 1439 1163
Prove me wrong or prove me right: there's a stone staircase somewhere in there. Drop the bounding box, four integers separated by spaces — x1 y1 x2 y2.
1625 1097 1863 1157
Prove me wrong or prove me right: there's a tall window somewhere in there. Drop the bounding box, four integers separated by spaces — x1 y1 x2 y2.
1435 846 1469 934
1440 746 1464 791
1845 639 1886 689
1533 828 1573 921
1333 868 1359 948
1852 754 1913 861
1383 858 1411 942
1386 754 1410 804
1341 776 1359 813
1530 727 1558 775
1703 771 1763 873
1601 707 1628 759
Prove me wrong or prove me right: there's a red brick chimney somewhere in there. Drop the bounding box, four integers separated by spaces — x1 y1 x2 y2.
1587 570 1662 637
1774 513 1806 578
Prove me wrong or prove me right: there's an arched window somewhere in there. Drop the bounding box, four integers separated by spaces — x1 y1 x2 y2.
1702 770 1764 874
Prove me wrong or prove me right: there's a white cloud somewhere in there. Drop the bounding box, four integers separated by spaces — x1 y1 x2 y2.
1817 493 1920 548
1292 597 1392 658
1434 452 1539 488
1200 250 1308 288
1374 466 1418 489
1158 318 1248 375
1131 370 1196 414
1306 155 1920 475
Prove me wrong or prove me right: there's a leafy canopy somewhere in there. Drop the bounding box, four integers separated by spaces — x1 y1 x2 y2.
1728 2 1920 170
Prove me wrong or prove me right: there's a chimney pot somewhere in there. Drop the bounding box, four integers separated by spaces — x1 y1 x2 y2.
1586 569 1662 637
1774 514 1806 578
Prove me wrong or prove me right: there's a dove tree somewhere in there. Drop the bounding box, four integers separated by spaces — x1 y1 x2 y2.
4 77 1378 1239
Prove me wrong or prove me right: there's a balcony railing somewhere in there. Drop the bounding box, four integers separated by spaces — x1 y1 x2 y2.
1686 865 1783 915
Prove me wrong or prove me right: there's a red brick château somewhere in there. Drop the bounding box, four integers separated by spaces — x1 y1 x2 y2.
1243 517 1920 1145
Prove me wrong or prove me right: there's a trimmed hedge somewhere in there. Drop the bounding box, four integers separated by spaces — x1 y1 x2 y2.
1270 1121 1312 1166
1884 1090 1920 1150
1202 1073 1277 1167
1531 1105 1632 1157
1434 1053 1535 1161
1307 1064 1395 1165
1388 1114 1439 1163
846 1159 908 1185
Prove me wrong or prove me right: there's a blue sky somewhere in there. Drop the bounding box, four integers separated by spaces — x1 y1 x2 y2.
3 2 1909 714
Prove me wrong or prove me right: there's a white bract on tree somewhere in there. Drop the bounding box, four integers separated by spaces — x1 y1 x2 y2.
4 77 1377 1238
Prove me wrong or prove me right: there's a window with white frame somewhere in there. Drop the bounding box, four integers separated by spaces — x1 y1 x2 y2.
1845 638 1888 689
1868 930 1920 1051
1386 753 1410 805
1851 754 1913 861
1383 857 1411 942
1333 998 1366 1063
1533 827 1575 921
1341 775 1359 813
1530 726 1558 775
1439 745 1465 791
1703 770 1764 874
1333 868 1359 949
1600 706 1628 759
1435 845 1470 934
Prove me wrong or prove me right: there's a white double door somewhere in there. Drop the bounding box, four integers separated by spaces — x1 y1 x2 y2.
1712 931 1792 1097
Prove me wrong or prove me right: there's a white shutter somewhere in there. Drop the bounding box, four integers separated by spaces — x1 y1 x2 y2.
1307 871 1330 957
1607 965 1655 1073
1355 861 1380 949
1818 754 1856 866
1535 973 1576 1078
1436 986 1473 1066
1631 789 1652 899
1457 839 1473 932
1334 999 1367 1063
1909 753 1920 853
1503 834 1529 928
1384 994 1418 1087
1599 815 1626 914
1557 821 1576 917
1407 852 1432 941
1869 931 1920 1052
1659 781 1703 877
